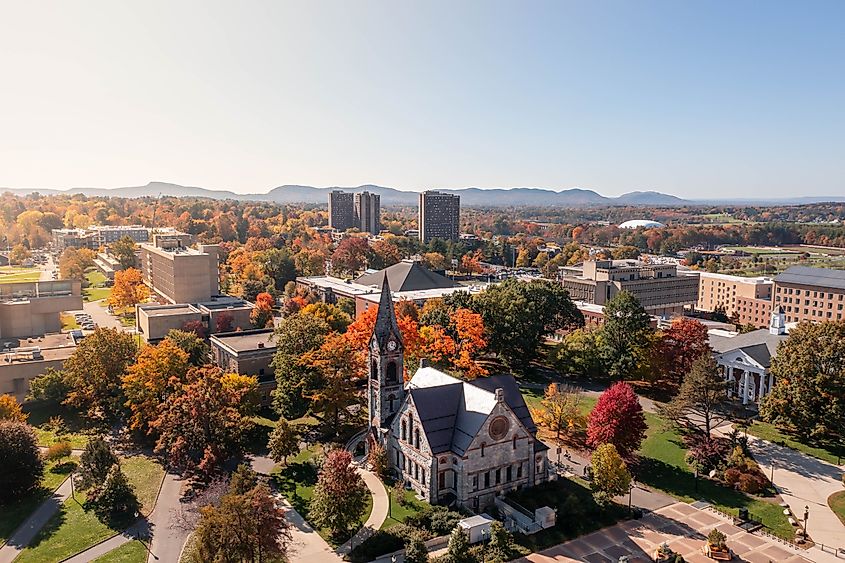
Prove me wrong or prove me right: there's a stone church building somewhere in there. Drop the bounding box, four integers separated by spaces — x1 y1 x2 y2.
368 279 549 511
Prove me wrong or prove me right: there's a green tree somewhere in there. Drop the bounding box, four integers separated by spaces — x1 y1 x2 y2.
78 437 119 489
0 421 44 503
271 313 330 418
404 535 430 563
268 419 300 465
760 321 845 442
590 443 631 505
598 291 652 380
662 354 730 437
87 464 139 522
27 368 69 402
228 463 259 495
109 236 138 270
553 328 604 378
63 327 138 420
486 520 513 563
474 278 583 368
309 449 368 539
163 329 210 367
446 527 472 563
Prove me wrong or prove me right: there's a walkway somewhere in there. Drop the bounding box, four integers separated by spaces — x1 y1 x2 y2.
145 471 190 563
0 476 73 563
277 495 343 563
336 468 390 555
63 520 149 563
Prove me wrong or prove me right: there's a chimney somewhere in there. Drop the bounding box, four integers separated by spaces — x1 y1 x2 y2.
495 388 504 402
419 358 430 369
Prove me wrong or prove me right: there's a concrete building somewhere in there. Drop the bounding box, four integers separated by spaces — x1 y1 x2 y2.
709 308 788 407
354 191 381 235
697 272 773 328
139 239 220 304
0 280 82 338
0 333 77 402
328 190 356 232
89 225 149 246
559 260 699 316
94 250 136 281
772 266 845 323
368 280 549 512
209 329 276 404
136 296 253 343
419 191 460 242
52 229 94 251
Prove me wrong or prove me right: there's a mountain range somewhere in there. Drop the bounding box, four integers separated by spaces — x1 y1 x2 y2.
0 182 842 206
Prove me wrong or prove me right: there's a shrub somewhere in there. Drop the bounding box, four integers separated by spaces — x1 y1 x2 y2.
45 441 72 461
405 505 462 535
348 524 427 562
0 421 44 503
723 467 741 486
737 471 767 494
707 528 727 548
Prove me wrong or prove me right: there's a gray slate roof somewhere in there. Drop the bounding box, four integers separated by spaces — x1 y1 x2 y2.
774 266 845 291
407 368 540 455
709 329 787 368
357 260 459 292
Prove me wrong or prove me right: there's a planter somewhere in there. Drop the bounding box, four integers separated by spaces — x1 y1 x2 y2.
704 543 733 560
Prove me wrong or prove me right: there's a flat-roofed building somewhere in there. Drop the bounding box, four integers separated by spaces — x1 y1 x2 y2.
419 191 460 242
773 266 845 323
136 296 253 343
354 191 380 235
329 190 355 231
697 272 773 328
52 229 94 251
0 280 82 338
140 239 220 304
89 225 149 246
0 333 77 402
559 259 698 316
210 329 276 405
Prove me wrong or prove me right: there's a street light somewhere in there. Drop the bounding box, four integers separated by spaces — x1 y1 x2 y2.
803 505 809 541
628 481 635 514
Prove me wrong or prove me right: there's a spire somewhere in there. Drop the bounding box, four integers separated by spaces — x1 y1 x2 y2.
372 274 402 349
769 305 786 335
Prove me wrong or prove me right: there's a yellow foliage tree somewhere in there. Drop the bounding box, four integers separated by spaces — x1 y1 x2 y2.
531 383 586 443
108 267 150 309
0 394 28 422
122 340 190 434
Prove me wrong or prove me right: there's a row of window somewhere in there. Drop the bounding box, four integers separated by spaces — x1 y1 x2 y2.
400 417 421 449
396 450 426 485
776 296 843 310
777 287 844 300
471 464 524 492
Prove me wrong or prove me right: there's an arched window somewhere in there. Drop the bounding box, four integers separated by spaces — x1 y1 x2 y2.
386 361 398 383
370 359 378 380
388 394 396 412
408 416 413 440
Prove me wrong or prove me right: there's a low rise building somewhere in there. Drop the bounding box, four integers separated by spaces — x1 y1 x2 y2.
772 266 845 324
0 333 77 402
136 297 253 343
52 228 94 251
139 239 220 304
210 329 276 404
0 280 82 338
560 260 698 316
697 272 773 328
89 225 149 247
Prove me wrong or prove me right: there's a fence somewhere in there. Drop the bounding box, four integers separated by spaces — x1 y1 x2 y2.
815 543 845 559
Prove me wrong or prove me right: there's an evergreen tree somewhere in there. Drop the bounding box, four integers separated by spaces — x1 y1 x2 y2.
599 291 652 380
404 535 430 563
78 437 119 489
446 527 472 563
87 464 139 521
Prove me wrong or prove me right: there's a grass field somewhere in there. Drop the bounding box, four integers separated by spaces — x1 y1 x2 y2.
380 486 425 530
747 420 843 466
271 444 373 546
60 313 80 330
0 266 42 283
829 490 845 527
84 269 111 302
91 540 148 563
724 246 798 256
24 401 97 449
14 455 164 562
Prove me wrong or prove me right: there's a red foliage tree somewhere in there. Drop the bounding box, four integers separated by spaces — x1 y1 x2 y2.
250 292 275 328
182 320 207 339
658 318 710 384
586 382 647 459
331 237 371 275
215 312 234 333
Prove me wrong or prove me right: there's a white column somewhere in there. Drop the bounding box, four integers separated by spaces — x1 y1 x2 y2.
742 371 750 405
726 366 733 397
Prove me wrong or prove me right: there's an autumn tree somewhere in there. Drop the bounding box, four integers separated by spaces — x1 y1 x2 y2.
590 443 631 505
367 440 388 477
152 366 257 476
0 394 27 423
164 329 210 367
59 247 95 280
301 332 365 432
268 419 300 465
331 237 371 275
122 340 191 436
0 421 43 503
760 321 845 443
451 308 488 378
552 328 604 379
657 317 710 385
300 301 352 333
587 382 647 459
27 368 70 403
532 383 587 443
63 328 138 419
108 267 149 309
309 449 368 539
271 313 331 418
598 291 653 380
109 236 138 270
215 312 234 333
182 319 207 339
250 292 275 328
9 244 30 265
662 354 730 437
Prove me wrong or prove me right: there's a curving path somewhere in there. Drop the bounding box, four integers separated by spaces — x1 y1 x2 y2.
0 476 73 563
336 468 390 556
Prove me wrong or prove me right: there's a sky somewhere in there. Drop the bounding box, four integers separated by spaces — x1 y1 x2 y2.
1 1 843 198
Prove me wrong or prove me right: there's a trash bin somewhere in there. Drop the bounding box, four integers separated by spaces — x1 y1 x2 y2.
738 507 749 521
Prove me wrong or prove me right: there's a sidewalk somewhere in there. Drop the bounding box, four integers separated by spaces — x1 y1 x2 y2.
0 475 73 563
277 496 343 563
336 468 390 555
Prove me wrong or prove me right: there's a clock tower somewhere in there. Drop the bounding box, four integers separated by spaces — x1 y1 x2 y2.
368 275 405 432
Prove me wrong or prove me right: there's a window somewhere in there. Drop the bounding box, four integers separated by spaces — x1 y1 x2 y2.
388 394 396 412
513 435 517 450
480 443 485 457
421 469 426 486
517 464 523 479
439 471 446 489
484 472 490 488
414 429 420 449
396 451 400 466
401 420 407 441
386 361 398 383
371 359 378 380
472 475 478 491
495 468 501 485
506 466 512 482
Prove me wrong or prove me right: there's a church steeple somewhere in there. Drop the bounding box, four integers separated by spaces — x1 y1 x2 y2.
368 274 405 430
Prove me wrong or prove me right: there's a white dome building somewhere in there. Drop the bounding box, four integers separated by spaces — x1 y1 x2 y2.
618 219 665 229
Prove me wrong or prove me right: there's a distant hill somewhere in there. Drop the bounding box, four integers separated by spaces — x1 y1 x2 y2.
1 181 843 206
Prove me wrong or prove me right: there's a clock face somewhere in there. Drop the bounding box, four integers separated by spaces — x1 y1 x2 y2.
387 339 397 351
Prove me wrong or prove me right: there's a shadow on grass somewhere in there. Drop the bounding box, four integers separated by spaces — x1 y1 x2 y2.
270 460 318 517
50 460 78 476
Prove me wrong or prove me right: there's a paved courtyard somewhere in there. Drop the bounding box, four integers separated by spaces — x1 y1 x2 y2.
516 502 813 563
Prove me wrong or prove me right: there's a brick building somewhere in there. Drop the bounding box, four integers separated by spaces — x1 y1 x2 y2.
772 266 845 323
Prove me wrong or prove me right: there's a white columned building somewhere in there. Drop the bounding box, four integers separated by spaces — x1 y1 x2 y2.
708 307 788 407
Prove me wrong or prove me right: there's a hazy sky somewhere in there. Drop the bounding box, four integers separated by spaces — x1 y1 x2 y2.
1 1 843 198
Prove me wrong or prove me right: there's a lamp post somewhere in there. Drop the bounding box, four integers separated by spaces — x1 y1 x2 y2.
628 481 634 514
803 505 809 541
770 459 775 484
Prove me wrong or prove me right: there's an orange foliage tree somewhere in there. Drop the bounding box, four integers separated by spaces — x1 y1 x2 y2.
108 267 150 309
451 308 488 378
251 292 275 328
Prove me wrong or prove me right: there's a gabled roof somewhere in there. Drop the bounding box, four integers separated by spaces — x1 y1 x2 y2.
774 266 845 291
407 368 539 455
357 260 459 292
709 329 786 368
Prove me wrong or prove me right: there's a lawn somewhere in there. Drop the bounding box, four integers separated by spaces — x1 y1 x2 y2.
24 401 98 449
829 491 845 527
84 269 111 302
380 486 426 529
747 420 843 466
14 455 164 562
637 413 793 540
61 313 80 330
271 444 373 546
91 539 148 563
521 387 597 417
0 457 78 547
0 266 41 283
